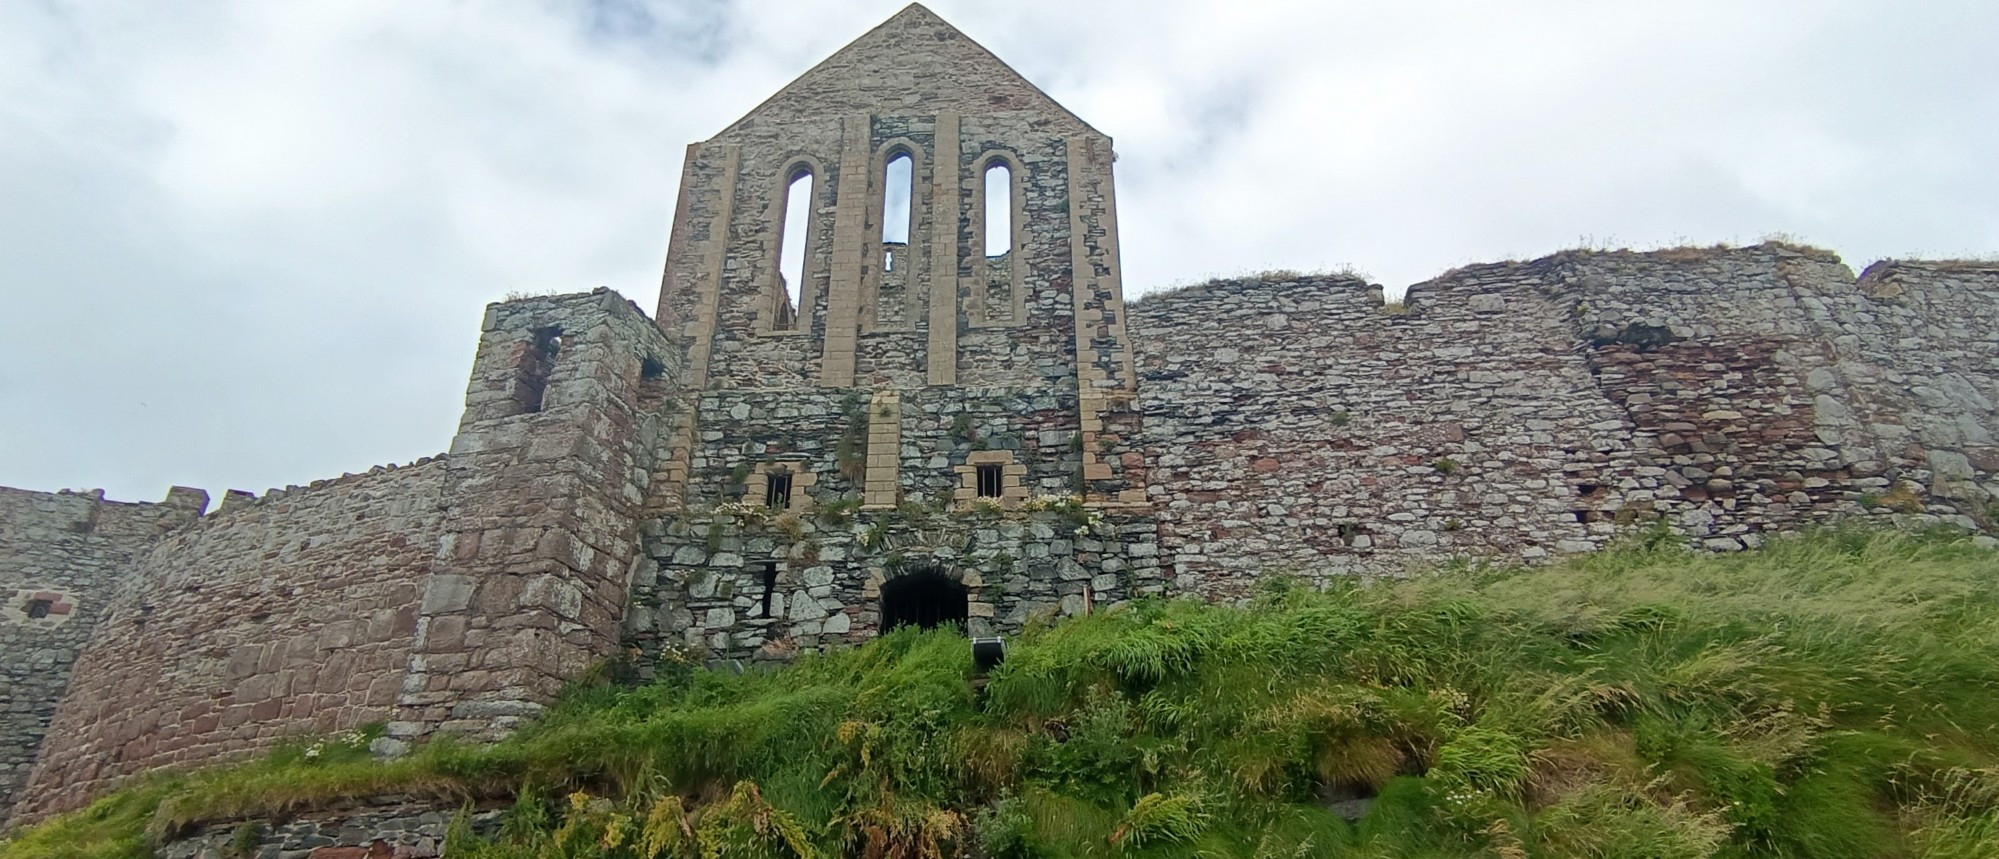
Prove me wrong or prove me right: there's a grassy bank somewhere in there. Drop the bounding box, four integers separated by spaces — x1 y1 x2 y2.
7 527 1999 858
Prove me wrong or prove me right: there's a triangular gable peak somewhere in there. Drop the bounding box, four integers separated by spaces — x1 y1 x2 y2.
711 3 1102 142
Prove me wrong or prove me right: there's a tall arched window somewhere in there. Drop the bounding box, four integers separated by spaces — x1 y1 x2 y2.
983 162 1011 257
775 168 814 329
871 149 918 329
974 154 1021 325
882 153 912 264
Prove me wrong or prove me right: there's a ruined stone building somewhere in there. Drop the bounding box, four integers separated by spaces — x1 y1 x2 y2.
4 3 1996 827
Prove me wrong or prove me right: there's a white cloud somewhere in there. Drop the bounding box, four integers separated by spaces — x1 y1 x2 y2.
1 0 1993 500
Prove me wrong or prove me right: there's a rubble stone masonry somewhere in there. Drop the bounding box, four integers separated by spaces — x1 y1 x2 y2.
13 462 446 820
0 486 205 822
1133 244 1999 593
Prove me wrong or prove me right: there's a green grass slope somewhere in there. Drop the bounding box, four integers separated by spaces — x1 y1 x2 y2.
8 527 1999 858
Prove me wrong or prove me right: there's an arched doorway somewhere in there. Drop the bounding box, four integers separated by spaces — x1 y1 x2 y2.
880 568 969 632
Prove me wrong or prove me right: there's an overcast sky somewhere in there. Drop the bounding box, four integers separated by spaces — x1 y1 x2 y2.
3 0 1995 503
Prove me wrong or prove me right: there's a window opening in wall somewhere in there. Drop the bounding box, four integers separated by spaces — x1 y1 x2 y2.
516 326 562 414
882 152 912 248
759 562 779 618
777 169 814 328
975 463 1004 499
27 599 53 619
880 568 968 632
983 162 1011 257
764 471 794 510
641 356 667 380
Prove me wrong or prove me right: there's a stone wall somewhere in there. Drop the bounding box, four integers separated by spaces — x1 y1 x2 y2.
637 380 1157 663
1563 247 1999 542
1134 243 1999 594
14 461 446 821
1849 260 1999 511
682 386 1086 511
628 506 1162 664
0 486 206 822
159 803 503 859
1133 264 1628 594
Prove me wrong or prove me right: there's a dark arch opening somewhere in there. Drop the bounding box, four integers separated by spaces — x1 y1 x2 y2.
880 568 968 632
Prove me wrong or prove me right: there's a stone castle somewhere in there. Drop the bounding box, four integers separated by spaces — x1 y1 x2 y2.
5 4 1997 828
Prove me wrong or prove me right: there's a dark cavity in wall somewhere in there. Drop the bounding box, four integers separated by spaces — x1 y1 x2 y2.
515 326 563 414
758 562 779 618
1590 322 1680 352
881 569 968 632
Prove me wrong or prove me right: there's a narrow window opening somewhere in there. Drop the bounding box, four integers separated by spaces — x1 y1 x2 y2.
1572 510 1594 523
983 162 1011 257
975 464 1004 499
882 153 912 247
777 169 814 329
27 599 54 619
758 562 779 618
640 356 667 380
1336 523 1361 546
516 326 562 414
764 471 794 510
880 569 969 632
875 151 915 328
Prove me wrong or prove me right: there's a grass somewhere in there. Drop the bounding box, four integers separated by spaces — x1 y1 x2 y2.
8 527 1999 858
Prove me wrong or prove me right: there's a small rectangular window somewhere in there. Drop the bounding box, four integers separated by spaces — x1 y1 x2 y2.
975 464 1004 499
27 599 53 619
764 472 793 510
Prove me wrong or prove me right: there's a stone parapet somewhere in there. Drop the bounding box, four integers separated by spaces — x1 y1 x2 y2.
13 462 440 823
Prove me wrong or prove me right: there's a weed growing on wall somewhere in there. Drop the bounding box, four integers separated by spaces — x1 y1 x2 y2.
9 528 1999 859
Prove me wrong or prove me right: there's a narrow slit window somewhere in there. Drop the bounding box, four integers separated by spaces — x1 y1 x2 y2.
882 152 912 254
759 562 779 618
764 471 794 510
983 162 1011 257
27 599 53 619
516 327 561 414
777 169 814 328
975 464 1004 499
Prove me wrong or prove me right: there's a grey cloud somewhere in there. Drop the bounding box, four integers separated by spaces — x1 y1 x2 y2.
1 0 1993 501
